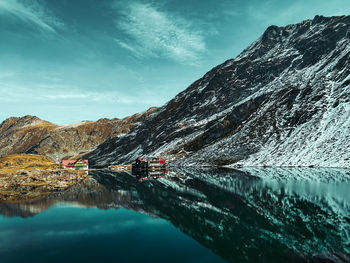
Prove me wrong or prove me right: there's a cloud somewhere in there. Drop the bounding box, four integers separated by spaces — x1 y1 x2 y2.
114 39 144 57
0 80 165 106
0 0 62 33
0 79 166 124
114 2 206 65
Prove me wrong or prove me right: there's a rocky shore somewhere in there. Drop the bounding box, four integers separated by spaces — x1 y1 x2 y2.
0 154 88 202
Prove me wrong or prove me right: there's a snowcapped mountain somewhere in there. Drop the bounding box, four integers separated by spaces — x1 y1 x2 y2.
87 15 350 168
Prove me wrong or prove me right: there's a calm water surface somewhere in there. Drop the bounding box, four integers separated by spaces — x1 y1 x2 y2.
0 168 349 263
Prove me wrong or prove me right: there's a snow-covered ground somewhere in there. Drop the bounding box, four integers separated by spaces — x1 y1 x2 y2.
89 15 350 169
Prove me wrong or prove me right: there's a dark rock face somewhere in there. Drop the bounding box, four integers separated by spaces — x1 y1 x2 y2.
87 15 350 168
88 16 350 166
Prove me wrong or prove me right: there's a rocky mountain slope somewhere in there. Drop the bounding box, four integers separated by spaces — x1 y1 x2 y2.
0 108 157 161
87 15 350 168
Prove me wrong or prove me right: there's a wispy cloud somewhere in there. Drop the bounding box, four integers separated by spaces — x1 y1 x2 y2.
0 0 62 33
0 80 165 106
114 2 206 65
0 80 165 123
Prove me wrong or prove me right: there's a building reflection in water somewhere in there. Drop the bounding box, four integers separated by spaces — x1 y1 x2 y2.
132 169 168 181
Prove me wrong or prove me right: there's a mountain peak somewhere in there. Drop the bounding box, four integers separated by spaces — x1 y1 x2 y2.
85 15 350 168
312 14 332 24
261 25 282 42
0 115 44 130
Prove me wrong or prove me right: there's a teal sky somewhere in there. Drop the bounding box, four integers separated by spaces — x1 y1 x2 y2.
0 0 348 124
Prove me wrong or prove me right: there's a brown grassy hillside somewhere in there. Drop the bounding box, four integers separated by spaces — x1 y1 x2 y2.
0 107 158 161
0 116 58 156
0 154 57 173
0 154 87 203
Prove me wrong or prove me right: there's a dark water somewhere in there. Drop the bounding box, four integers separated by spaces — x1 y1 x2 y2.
0 168 349 263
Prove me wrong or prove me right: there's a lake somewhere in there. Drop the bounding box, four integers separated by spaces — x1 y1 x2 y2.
0 167 349 263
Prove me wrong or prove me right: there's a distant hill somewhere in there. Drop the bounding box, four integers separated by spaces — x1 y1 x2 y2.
86 15 350 168
0 107 157 161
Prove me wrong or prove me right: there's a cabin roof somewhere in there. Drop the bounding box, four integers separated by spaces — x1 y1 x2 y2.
62 159 88 167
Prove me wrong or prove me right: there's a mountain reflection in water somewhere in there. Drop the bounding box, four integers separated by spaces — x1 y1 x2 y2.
0 168 349 263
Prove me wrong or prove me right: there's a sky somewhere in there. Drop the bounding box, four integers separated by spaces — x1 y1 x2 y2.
0 0 348 124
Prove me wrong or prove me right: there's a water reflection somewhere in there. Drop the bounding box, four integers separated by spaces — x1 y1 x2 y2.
132 169 168 181
0 167 349 262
